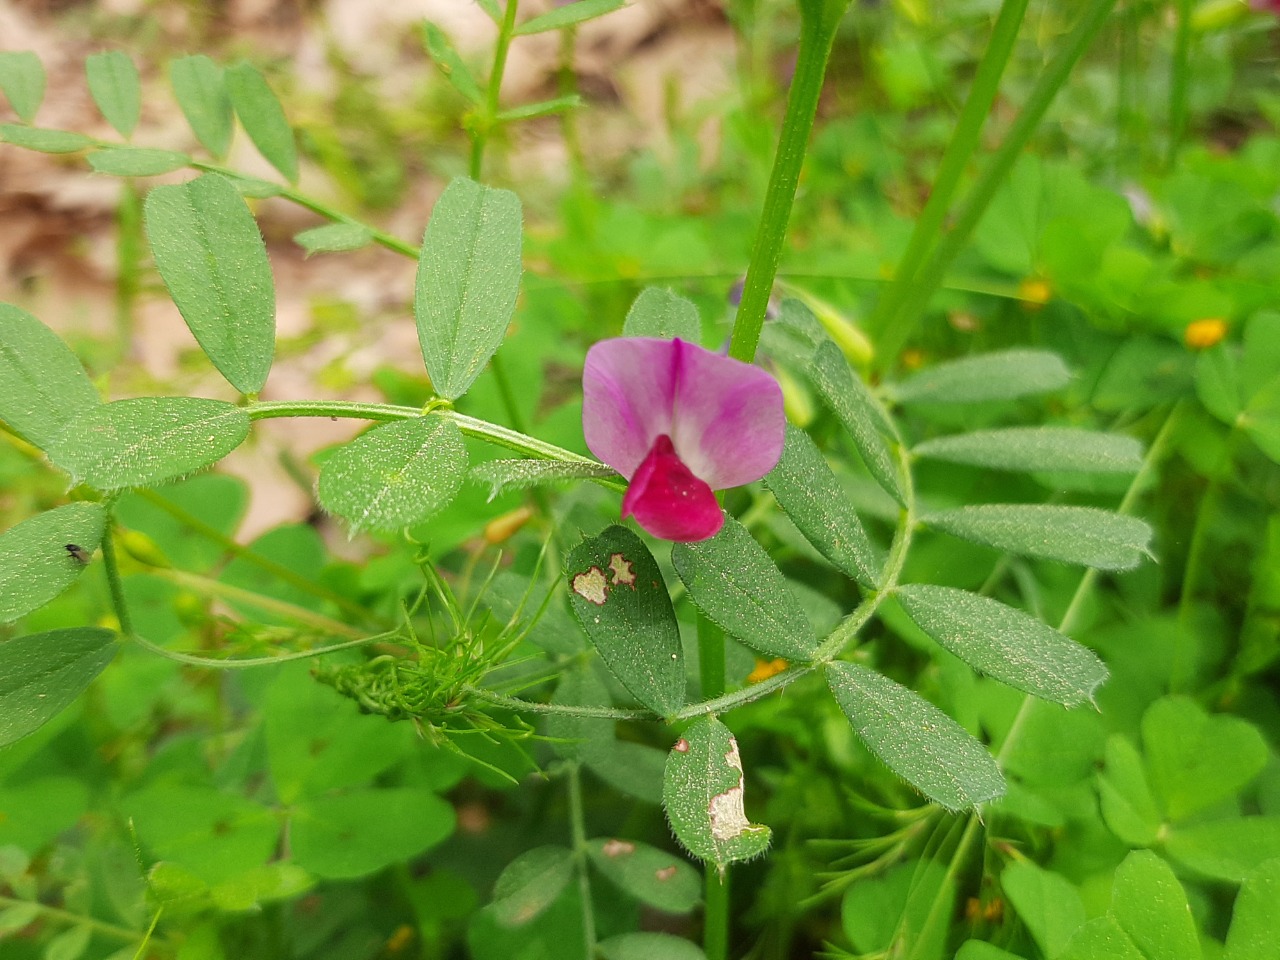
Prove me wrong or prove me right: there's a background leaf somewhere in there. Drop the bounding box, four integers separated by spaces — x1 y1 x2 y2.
0 50 46 122
0 627 117 748
490 846 575 927
515 0 627 35
1001 861 1086 958
0 503 106 624
597 933 707 960
293 222 373 256
924 504 1153 570
415 177 523 401
224 61 298 182
894 584 1108 706
1108 851 1199 960
169 54 233 158
1165 818 1280 882
316 417 467 532
826 661 1004 811
420 23 484 104
45 397 251 491
564 526 684 716
809 340 904 506
470 458 618 500
585 838 700 914
662 716 772 867
0 303 100 449
673 518 817 661
289 789 454 880
1225 858 1280 960
85 51 141 138
763 423 881 587
913 426 1144 474
1097 736 1162 846
894 349 1072 405
622 287 701 342
145 173 276 394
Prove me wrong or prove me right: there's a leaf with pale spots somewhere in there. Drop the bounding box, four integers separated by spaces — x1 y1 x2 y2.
565 526 684 716
662 716 771 868
317 417 467 534
895 584 1108 707
826 661 1004 811
45 397 250 491
491 846 574 927
586 837 701 914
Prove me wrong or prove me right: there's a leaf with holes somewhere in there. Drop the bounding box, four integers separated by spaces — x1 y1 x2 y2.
565 526 683 716
0 627 117 748
0 304 99 449
145 173 276 394
415 177 523 400
317 417 467 533
895 584 1107 706
826 661 1004 811
663 716 771 868
46 397 250 490
0 503 106 624
764 424 880 587
673 517 816 661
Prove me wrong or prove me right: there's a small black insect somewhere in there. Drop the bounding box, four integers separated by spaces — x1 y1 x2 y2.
65 543 92 565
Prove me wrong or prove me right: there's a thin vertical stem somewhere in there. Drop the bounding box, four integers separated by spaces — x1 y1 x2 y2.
1167 0 1193 168
100 522 136 639
470 0 520 180
728 3 849 363
567 764 598 958
704 867 730 960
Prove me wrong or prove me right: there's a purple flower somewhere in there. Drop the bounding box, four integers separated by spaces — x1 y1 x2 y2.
582 337 786 542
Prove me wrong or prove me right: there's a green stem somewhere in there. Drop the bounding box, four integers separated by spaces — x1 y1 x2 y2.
704 867 730 960
114 180 142 363
869 0 1030 340
875 0 1117 366
1167 0 1193 168
470 0 521 180
729 0 850 363
100 525 136 639
566 764 598 958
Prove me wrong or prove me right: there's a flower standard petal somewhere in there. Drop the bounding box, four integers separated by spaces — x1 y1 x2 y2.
582 337 678 479
668 338 786 490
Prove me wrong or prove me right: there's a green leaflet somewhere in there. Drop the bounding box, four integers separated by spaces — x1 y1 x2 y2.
622 287 701 342
0 124 91 154
169 55 233 158
46 397 251 491
913 426 1143 474
672 517 818 661
0 627 117 748
421 23 484 105
88 147 189 177
662 715 772 868
597 933 707 960
514 0 627 35
414 177 523 401
810 340 905 506
293 223 373 256
924 504 1153 570
0 502 107 624
316 417 468 533
0 303 100 449
490 846 575 927
145 173 277 394
225 61 298 182
826 661 1004 811
85 51 141 138
763 423 881 587
894 349 1072 405
470 458 618 500
894 584 1108 707
0 51 46 122
564 526 684 716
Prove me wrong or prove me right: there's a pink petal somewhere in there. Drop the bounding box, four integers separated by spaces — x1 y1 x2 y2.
668 338 785 490
622 435 723 542
582 338 678 479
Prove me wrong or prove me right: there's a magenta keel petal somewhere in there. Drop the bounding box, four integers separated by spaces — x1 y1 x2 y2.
622 435 724 542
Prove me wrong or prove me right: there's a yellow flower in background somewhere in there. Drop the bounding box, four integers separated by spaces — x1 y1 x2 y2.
1017 277 1053 309
1184 318 1228 350
747 657 789 684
